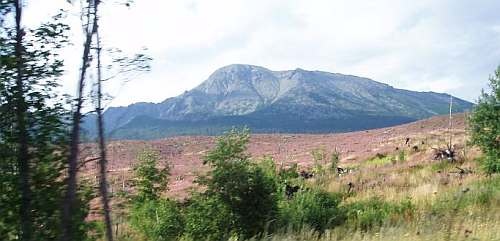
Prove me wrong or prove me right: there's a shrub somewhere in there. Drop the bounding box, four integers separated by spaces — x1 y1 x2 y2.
258 156 279 184
129 199 184 241
469 66 500 174
311 147 327 164
330 149 340 172
278 189 346 232
133 149 170 201
311 147 327 175
183 194 233 241
398 150 406 162
344 197 415 231
278 163 299 181
201 128 278 238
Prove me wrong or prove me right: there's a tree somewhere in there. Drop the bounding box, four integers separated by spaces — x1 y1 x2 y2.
201 128 278 238
129 199 184 241
94 18 114 241
183 194 233 241
469 66 500 174
12 1 32 239
129 150 178 240
61 0 99 240
0 1 90 240
132 150 170 201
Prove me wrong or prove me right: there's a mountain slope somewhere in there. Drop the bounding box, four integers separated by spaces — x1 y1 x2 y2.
83 64 473 139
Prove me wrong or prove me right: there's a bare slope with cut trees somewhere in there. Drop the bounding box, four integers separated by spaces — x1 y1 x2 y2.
80 113 473 199
79 110 499 240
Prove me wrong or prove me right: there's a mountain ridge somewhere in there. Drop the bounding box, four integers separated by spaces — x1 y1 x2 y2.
83 64 473 139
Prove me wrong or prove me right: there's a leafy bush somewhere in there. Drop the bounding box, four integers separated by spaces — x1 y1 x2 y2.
330 149 340 172
258 156 279 184
133 150 170 201
278 189 345 232
183 194 233 241
278 163 299 181
311 147 327 164
311 147 327 175
201 128 278 238
129 199 184 241
344 197 415 231
469 66 500 174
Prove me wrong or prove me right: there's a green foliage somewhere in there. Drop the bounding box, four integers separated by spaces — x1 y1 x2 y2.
344 197 415 231
365 153 393 167
183 194 233 241
129 199 184 241
398 150 406 163
258 156 279 184
311 147 327 164
201 128 278 238
204 127 250 166
310 148 327 176
0 6 90 240
469 66 500 174
128 149 179 240
278 163 299 181
432 176 500 213
133 149 169 201
278 189 345 232
430 160 454 172
330 149 340 172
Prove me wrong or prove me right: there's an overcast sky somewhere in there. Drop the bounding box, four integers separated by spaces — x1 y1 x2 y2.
25 0 500 108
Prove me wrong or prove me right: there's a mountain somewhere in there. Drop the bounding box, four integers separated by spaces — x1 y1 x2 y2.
83 64 473 139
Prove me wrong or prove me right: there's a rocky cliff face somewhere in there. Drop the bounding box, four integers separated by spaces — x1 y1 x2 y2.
83 64 473 139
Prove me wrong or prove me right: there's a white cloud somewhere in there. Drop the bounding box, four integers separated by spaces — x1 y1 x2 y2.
24 0 500 107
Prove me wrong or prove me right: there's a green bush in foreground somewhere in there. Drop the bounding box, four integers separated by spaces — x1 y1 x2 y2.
344 197 415 231
469 66 500 174
201 128 279 239
129 199 184 241
278 189 345 232
183 194 233 241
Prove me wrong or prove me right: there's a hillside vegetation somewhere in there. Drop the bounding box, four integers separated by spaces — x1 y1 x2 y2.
87 115 499 241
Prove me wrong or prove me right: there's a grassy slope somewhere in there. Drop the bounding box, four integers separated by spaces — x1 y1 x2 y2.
89 114 498 240
256 135 499 241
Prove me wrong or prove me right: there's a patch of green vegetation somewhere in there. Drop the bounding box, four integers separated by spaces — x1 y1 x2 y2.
278 163 299 181
430 160 454 172
278 189 346 232
364 153 394 166
469 66 500 174
397 150 406 163
129 199 184 241
120 129 499 241
397 164 425 174
343 197 415 231
431 175 500 213
183 194 233 241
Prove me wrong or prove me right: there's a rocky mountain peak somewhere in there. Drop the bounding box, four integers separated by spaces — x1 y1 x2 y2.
85 64 473 139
